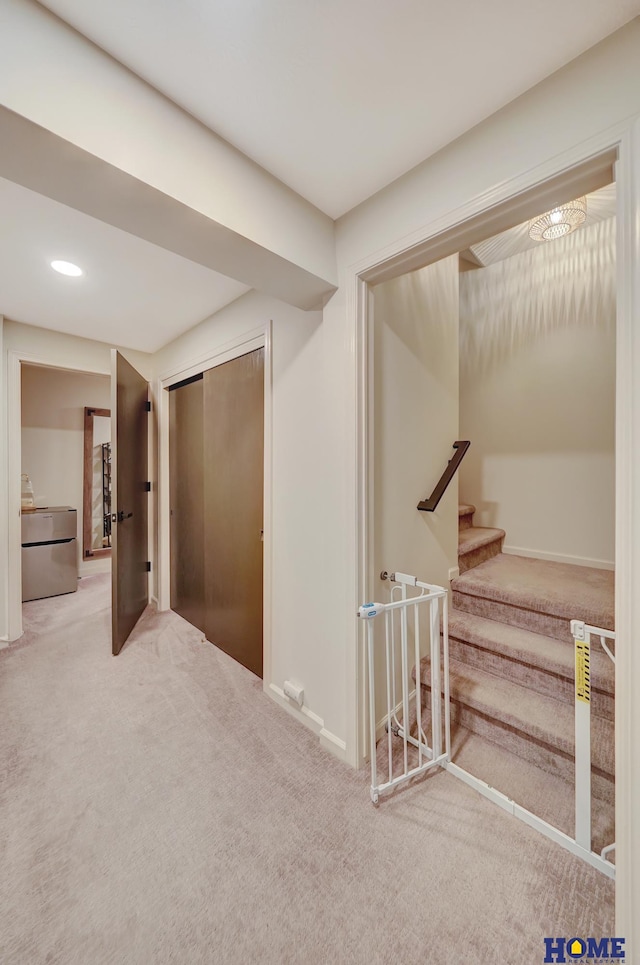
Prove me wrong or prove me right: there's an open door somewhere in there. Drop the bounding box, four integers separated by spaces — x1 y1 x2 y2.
111 351 149 656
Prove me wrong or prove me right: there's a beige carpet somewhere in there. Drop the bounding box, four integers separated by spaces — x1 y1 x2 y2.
1 575 614 965
452 553 614 638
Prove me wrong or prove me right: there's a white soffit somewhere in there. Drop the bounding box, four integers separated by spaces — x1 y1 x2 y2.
37 0 640 218
465 183 617 267
0 177 250 352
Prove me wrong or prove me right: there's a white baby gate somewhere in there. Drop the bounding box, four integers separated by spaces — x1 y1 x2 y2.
358 571 451 802
570 619 616 869
359 572 616 879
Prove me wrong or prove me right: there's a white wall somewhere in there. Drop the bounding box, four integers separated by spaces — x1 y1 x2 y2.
21 364 111 574
336 20 640 267
154 290 347 755
373 258 460 584
459 217 616 568
2 319 152 378
372 256 459 714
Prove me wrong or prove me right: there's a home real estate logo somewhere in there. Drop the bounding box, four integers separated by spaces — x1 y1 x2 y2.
543 937 625 963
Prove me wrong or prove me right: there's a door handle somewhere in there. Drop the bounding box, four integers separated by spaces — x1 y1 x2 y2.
112 511 133 523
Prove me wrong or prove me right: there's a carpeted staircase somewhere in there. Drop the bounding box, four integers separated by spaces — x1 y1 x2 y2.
413 503 616 849
457 503 505 572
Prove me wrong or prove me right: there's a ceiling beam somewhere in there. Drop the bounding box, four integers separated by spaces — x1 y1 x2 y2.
0 107 335 311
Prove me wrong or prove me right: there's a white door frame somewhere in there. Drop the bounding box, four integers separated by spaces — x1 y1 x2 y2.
350 119 640 941
5 350 111 643
155 322 273 686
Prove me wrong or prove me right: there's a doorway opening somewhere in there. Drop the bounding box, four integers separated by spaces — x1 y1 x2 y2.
9 350 152 657
19 362 111 617
358 154 618 867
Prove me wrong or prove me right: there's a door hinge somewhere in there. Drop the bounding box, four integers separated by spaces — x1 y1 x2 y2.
145 400 152 412
144 481 151 492
145 561 151 572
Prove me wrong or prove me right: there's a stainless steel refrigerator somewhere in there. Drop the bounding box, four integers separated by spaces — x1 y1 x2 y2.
21 507 78 602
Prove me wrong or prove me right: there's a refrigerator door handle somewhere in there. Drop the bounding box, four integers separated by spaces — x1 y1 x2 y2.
22 537 76 548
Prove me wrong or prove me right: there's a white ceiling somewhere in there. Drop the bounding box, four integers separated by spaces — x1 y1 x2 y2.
3 2 638 352
0 176 249 352
37 0 640 218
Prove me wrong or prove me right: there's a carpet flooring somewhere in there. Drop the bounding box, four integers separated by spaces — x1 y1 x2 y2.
1 575 614 965
452 553 614 640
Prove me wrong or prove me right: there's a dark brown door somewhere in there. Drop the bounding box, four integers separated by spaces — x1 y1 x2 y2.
111 350 149 656
169 374 205 634
203 349 264 676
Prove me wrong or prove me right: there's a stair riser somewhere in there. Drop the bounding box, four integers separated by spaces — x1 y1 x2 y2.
419 689 615 801
458 512 474 531
452 590 576 643
449 637 614 722
458 537 503 574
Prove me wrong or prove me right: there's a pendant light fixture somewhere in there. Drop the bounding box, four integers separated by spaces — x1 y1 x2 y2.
528 197 587 242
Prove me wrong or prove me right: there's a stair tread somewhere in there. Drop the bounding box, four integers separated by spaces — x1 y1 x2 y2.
452 552 614 630
447 726 615 851
448 609 614 695
458 503 475 516
458 526 505 556
414 657 614 776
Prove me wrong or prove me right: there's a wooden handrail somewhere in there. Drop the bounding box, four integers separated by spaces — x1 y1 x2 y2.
417 441 470 512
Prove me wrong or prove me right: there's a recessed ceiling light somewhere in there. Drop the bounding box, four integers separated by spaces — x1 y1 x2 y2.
50 260 83 277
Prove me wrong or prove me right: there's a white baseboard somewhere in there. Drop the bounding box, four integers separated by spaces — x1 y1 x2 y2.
448 566 460 582
268 682 324 733
319 728 348 762
267 683 349 763
502 544 615 571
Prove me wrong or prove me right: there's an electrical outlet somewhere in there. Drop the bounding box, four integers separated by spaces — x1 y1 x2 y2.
283 680 304 706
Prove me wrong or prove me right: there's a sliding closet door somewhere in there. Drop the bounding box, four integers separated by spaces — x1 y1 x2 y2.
203 349 264 677
169 375 205 633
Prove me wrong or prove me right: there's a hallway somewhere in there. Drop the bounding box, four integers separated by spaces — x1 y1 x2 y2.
1 576 614 964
